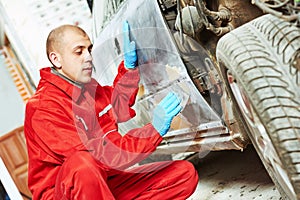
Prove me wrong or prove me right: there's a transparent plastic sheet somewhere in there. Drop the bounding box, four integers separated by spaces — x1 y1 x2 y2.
92 0 221 136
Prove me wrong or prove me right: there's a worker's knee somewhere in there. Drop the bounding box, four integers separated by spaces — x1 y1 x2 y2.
55 151 109 199
65 151 96 167
173 160 199 188
178 160 198 196
54 151 107 199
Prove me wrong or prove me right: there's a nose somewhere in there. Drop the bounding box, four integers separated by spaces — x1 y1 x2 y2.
84 50 93 62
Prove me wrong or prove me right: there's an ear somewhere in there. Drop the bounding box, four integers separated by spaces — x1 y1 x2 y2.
49 52 62 69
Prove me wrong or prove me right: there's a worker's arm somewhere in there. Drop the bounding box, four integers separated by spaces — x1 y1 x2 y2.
105 21 140 122
107 61 140 123
89 92 182 170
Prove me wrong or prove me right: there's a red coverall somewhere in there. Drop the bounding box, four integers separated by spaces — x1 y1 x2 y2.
24 61 198 200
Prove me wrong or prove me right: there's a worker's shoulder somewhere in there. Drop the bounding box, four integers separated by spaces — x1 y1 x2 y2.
26 82 67 110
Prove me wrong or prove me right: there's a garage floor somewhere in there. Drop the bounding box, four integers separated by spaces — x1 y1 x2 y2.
187 145 282 200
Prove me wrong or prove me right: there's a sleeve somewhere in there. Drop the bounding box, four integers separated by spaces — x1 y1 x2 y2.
87 124 163 170
104 61 140 123
29 103 162 170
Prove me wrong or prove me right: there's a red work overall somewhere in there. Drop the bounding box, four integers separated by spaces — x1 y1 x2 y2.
24 61 198 200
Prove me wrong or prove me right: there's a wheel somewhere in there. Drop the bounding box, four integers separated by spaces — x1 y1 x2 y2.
216 14 300 200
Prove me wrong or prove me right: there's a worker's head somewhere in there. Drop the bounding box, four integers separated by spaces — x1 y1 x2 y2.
46 25 93 84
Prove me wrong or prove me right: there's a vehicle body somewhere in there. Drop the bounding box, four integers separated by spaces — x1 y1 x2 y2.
91 0 300 199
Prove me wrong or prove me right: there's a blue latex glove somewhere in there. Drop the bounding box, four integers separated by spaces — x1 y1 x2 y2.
152 92 182 136
123 21 137 69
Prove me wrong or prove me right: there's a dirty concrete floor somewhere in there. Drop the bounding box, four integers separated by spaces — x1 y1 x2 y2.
187 145 282 200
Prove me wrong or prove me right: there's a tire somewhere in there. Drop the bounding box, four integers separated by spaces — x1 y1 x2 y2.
216 14 300 200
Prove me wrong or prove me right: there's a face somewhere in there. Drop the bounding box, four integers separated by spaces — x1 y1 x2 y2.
50 29 94 84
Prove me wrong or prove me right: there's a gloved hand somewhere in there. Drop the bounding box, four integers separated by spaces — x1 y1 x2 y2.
152 92 182 136
123 21 137 69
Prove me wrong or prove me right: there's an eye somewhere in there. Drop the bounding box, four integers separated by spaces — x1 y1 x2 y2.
88 45 93 53
74 50 82 55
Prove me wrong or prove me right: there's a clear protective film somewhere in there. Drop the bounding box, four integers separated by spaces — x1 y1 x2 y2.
92 0 222 137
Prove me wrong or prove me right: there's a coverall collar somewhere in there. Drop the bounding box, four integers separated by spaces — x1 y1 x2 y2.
51 67 83 88
40 67 86 102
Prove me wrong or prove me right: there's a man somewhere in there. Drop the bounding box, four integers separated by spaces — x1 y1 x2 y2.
24 22 198 200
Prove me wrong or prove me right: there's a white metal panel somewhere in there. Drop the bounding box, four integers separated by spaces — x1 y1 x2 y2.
0 54 25 136
0 0 92 86
0 157 23 200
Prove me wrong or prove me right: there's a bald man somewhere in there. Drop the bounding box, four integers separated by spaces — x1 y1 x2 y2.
24 24 198 200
